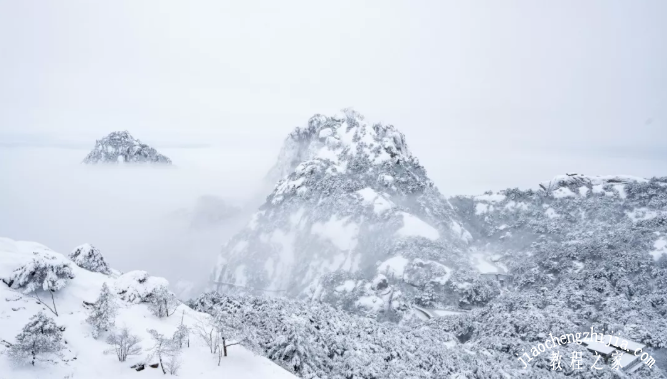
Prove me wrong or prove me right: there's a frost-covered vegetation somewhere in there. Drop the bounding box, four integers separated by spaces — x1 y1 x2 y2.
188 290 667 378
2 253 74 294
445 174 667 377
208 113 667 378
82 130 172 164
7 312 64 366
70 243 112 275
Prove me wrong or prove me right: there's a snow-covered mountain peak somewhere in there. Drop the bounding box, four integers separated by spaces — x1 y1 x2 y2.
266 110 438 208
213 111 477 320
267 109 414 186
82 131 172 165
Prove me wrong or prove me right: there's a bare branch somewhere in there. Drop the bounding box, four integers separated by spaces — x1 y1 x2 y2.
32 291 59 317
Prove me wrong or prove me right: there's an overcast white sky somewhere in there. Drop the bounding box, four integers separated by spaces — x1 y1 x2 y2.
1 0 666 194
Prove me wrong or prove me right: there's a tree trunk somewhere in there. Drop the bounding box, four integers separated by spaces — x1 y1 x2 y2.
223 338 228 357
159 355 166 374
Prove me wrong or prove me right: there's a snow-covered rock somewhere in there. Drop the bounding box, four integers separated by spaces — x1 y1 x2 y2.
114 270 170 304
69 243 111 275
82 131 172 165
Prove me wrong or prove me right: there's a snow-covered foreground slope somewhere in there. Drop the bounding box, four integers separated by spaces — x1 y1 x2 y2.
0 237 295 379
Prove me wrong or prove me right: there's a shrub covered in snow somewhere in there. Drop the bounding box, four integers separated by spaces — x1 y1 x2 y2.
8 312 64 366
114 270 169 303
105 327 142 362
69 243 111 274
2 254 74 294
147 285 180 318
188 292 474 378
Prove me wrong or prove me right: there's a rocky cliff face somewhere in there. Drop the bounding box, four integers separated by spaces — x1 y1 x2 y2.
82 131 172 165
212 109 476 320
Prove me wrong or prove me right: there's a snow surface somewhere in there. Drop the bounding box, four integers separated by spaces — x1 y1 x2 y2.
267 229 297 289
613 184 627 199
0 237 296 379
432 309 466 317
504 201 529 211
474 193 506 202
651 238 667 260
626 208 659 223
475 203 490 215
377 256 410 278
335 279 357 293
311 215 359 250
545 208 560 219
396 212 440 241
355 188 394 214
355 295 384 313
450 221 473 243
470 253 501 274
552 187 576 198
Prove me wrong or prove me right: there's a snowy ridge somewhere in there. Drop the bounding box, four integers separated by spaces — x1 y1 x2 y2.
213 110 476 320
0 237 295 379
539 173 649 198
82 131 172 165
446 174 667 373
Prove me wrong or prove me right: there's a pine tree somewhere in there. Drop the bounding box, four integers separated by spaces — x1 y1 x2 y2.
3 256 74 294
172 311 189 348
266 316 314 374
86 283 118 338
8 312 64 366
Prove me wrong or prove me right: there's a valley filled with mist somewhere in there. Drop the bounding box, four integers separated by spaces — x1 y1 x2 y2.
1 1 666 378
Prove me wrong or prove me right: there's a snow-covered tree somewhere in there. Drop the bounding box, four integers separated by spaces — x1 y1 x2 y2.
147 285 179 318
172 312 189 349
163 354 182 375
147 329 179 375
69 243 111 274
86 283 118 338
266 316 316 375
3 256 74 294
8 312 64 366
105 327 142 362
211 308 250 364
2 255 75 316
193 318 218 355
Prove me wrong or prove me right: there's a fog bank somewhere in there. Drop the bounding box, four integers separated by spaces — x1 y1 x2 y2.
0 147 264 297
